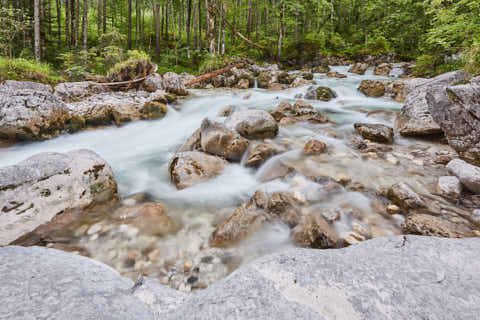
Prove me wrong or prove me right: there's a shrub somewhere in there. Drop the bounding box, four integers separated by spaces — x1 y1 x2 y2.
465 43 480 75
0 57 64 85
199 54 225 73
413 54 437 77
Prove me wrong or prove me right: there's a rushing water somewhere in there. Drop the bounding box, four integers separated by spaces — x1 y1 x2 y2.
1 66 427 289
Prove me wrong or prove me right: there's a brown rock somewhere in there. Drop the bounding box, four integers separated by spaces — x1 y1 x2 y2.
327 71 347 78
403 214 475 238
354 123 394 144
349 62 369 75
374 63 391 76
200 119 249 161
292 212 337 248
266 192 301 227
387 182 426 210
245 143 281 168
303 139 327 155
358 80 386 97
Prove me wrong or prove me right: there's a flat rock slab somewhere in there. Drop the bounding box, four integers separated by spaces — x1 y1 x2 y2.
0 246 154 320
167 236 480 320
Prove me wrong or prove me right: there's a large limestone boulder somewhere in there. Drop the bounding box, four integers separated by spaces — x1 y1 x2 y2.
0 246 155 320
167 236 480 320
169 151 228 190
225 109 279 140
354 123 394 143
0 80 70 141
0 149 118 245
54 81 111 102
348 62 369 75
200 119 249 161
395 71 469 136
428 77 480 164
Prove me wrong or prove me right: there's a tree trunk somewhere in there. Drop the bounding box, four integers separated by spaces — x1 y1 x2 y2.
75 0 80 47
82 0 88 50
127 0 132 49
193 0 198 49
56 0 61 47
102 0 107 33
186 0 192 47
34 0 41 60
97 0 102 36
247 0 252 38
154 3 160 58
277 1 284 61
207 0 215 55
65 0 70 48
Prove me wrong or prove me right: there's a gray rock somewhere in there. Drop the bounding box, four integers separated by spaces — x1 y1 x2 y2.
396 71 469 136
437 176 462 199
200 119 249 161
0 80 70 141
142 73 164 92
447 159 480 194
168 151 228 190
0 149 118 245
162 72 188 96
0 246 154 320
387 182 426 210
54 81 111 102
428 78 480 165
354 123 394 143
225 109 279 140
167 236 480 320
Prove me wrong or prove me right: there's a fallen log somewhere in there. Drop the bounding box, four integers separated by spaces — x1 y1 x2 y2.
184 62 244 86
82 64 158 90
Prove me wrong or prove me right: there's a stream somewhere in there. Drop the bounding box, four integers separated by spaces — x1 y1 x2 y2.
1 66 442 291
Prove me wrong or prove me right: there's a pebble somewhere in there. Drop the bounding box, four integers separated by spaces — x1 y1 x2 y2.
184 260 193 272
335 173 351 185
386 204 401 215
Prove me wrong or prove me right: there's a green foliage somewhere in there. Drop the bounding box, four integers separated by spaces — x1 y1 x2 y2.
413 54 437 77
0 8 28 58
465 43 480 75
107 50 152 77
199 54 225 73
0 57 64 85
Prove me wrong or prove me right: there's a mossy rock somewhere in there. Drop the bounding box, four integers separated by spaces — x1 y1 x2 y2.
312 65 330 73
316 87 337 102
257 72 272 89
164 93 177 103
141 101 168 120
66 116 86 133
277 71 295 85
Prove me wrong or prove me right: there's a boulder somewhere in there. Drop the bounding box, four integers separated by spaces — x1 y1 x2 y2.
244 143 282 168
373 63 391 76
349 62 369 75
268 83 287 91
290 77 311 88
358 80 385 97
177 128 202 153
236 78 250 89
0 149 118 245
209 206 267 248
54 81 111 102
436 176 462 199
266 192 301 227
142 73 164 92
200 119 249 161
140 101 168 120
168 151 228 190
162 72 188 96
0 246 155 320
303 139 327 155
111 202 177 236
225 109 279 140
354 123 394 143
387 182 426 210
447 159 480 194
305 86 337 101
428 78 480 164
277 72 295 85
111 104 141 125
312 65 330 73
292 212 337 248
0 80 70 141
167 236 480 320
257 72 273 89
396 71 469 137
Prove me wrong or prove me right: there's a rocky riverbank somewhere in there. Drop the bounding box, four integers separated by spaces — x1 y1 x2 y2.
1 62 479 312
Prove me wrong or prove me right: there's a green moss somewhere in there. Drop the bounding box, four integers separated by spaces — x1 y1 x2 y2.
0 57 64 85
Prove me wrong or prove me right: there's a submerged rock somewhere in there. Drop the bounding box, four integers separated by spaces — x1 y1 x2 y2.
327 71 347 78
0 80 70 141
354 123 394 143
303 139 327 155
0 149 118 245
225 109 279 139
312 64 330 73
358 80 385 97
169 151 228 190
396 71 469 137
244 143 282 168
305 86 337 101
200 119 249 161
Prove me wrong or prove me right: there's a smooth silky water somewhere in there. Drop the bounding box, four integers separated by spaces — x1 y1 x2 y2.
1 66 430 289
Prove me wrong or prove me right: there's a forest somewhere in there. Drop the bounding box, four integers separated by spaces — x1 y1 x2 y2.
0 0 479 83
